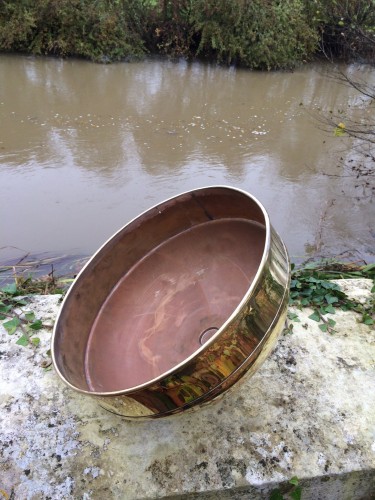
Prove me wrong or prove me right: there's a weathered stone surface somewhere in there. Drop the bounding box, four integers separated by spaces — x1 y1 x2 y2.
0 280 374 499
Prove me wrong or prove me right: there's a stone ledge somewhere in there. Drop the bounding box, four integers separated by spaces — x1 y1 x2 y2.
0 279 374 499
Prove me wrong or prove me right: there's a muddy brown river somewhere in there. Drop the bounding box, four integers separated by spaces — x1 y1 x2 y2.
0 55 374 276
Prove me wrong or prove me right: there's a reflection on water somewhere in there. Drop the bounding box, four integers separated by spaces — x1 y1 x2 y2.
0 55 374 270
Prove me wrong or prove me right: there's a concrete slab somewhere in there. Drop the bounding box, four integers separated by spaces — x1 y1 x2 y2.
0 280 374 499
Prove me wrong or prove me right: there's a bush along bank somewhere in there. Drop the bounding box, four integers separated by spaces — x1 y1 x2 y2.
0 0 374 68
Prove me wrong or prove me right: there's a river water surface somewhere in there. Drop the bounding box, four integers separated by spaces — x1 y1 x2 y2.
1 55 374 275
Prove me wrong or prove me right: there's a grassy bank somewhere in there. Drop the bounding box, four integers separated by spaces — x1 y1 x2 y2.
0 0 374 69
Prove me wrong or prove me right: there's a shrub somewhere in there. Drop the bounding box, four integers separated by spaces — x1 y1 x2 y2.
191 0 318 69
0 0 147 62
0 0 373 67
305 0 375 60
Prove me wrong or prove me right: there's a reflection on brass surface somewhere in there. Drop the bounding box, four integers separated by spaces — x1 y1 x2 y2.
52 186 290 418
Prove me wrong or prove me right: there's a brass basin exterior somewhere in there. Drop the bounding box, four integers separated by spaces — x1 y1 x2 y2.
52 186 290 419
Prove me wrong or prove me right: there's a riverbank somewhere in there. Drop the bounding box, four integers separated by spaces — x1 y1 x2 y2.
0 278 374 499
0 1 374 69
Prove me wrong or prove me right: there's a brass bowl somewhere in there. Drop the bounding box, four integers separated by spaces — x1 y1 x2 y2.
52 186 290 419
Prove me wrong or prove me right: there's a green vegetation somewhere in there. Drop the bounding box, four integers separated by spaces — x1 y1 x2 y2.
0 0 147 62
288 260 375 334
0 0 374 69
270 476 302 500
1 259 373 350
0 282 45 347
306 0 375 60
0 272 67 348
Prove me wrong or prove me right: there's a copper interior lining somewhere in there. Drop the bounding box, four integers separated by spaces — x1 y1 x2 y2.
84 218 265 392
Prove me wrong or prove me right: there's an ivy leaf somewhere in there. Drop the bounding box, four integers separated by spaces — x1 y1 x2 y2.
288 312 300 322
289 476 299 486
328 318 336 327
3 317 20 335
270 489 284 500
324 304 336 314
25 311 35 322
16 335 29 346
325 294 338 304
12 297 28 306
31 337 40 346
291 486 302 500
1 283 18 295
319 323 328 332
0 303 11 319
0 302 11 312
309 311 320 322
363 316 374 325
29 320 43 330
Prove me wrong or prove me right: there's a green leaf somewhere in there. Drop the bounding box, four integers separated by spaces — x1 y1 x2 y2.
362 263 375 273
31 337 40 346
307 277 320 283
312 295 324 304
1 283 18 295
29 320 43 330
319 323 328 332
270 489 284 500
291 486 302 500
309 311 320 322
325 294 338 304
0 303 11 314
288 312 300 322
328 318 336 327
25 311 35 322
371 285 375 293
12 297 28 306
3 317 20 335
289 476 299 486
16 335 29 346
321 281 337 290
325 304 336 314
363 316 374 325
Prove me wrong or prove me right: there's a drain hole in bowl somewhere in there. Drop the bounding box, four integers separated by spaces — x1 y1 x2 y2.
199 327 219 345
